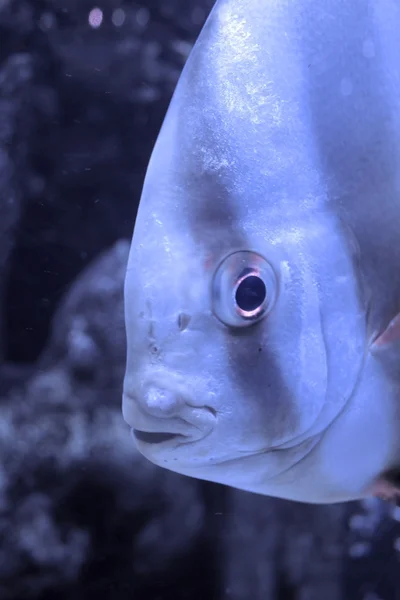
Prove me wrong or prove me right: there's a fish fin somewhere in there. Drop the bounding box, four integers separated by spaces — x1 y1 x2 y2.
371 313 400 350
368 476 400 504
370 313 400 374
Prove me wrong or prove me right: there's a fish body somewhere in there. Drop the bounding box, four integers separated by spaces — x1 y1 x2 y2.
123 0 400 503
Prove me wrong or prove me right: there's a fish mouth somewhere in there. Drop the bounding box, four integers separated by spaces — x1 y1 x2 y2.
132 429 186 444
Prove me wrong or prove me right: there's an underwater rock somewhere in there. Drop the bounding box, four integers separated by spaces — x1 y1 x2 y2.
0 242 209 599
0 53 32 362
221 491 346 600
344 498 400 600
0 0 213 362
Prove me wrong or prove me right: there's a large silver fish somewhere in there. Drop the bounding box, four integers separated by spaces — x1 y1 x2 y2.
123 0 400 504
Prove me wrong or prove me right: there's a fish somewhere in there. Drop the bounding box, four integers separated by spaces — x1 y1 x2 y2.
123 0 400 504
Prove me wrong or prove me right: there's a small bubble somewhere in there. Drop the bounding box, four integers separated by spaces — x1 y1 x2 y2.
340 78 353 96
349 514 365 531
136 7 149 28
349 541 371 558
112 8 125 27
88 7 103 29
39 12 54 31
363 39 375 59
173 40 193 59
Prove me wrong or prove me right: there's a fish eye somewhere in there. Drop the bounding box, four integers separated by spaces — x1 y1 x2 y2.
211 251 277 328
235 271 267 315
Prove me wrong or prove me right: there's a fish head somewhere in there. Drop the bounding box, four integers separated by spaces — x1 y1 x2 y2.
123 0 389 503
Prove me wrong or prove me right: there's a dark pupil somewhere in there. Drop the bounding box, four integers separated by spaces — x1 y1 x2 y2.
235 275 266 313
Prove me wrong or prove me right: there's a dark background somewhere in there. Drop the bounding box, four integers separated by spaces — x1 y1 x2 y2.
1 1 400 599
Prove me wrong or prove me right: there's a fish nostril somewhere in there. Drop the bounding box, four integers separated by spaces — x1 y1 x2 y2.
177 312 191 332
149 343 159 356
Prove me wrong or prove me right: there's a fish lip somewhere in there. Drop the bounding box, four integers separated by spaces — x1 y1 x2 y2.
122 391 217 437
130 427 193 449
132 430 186 444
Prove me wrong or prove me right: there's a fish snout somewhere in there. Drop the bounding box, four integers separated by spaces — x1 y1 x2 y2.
122 375 217 450
142 385 186 418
